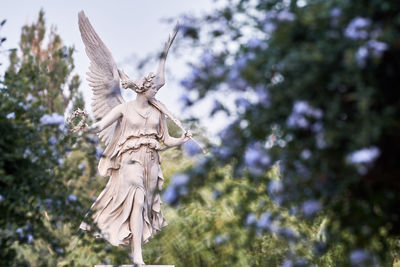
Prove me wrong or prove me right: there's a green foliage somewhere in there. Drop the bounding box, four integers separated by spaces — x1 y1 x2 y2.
0 10 109 266
176 0 400 265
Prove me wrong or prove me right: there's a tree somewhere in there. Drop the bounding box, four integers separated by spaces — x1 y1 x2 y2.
174 0 400 265
0 10 103 266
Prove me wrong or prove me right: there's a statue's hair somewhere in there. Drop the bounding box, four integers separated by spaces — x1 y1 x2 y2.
132 72 156 93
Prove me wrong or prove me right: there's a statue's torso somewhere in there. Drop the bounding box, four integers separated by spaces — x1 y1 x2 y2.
116 102 163 156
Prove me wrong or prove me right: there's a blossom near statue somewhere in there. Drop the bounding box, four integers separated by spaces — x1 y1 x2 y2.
76 11 197 265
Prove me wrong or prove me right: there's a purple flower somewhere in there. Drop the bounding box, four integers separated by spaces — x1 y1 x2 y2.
40 113 64 125
236 53 255 70
300 149 312 160
95 147 104 159
356 40 388 67
345 17 371 40
277 10 295 21
226 53 255 90
301 200 322 217
235 97 251 110
263 21 277 34
311 122 323 133
68 194 77 202
257 212 271 229
27 234 33 244
227 74 248 90
367 40 388 57
171 174 190 187
244 143 271 175
268 180 283 194
162 186 178 204
287 114 309 128
214 234 230 245
287 101 323 129
281 259 293 267
350 249 374 266
163 174 190 205
330 8 342 18
356 46 369 67
278 227 298 240
78 162 86 170
293 101 323 118
6 112 15 119
16 227 24 238
245 213 257 226
212 190 221 199
348 147 380 164
294 258 308 267
247 37 265 49
26 93 34 102
255 85 270 104
213 146 234 161
183 140 202 156
200 51 215 67
49 136 57 146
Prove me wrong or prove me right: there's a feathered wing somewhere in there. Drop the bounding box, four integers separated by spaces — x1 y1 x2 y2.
78 11 124 145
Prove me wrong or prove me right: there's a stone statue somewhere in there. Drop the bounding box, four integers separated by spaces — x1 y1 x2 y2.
77 11 197 265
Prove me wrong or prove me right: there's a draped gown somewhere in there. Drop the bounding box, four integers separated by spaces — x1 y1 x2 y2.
80 101 168 246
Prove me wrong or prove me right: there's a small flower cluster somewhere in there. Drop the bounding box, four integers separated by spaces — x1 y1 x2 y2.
40 113 64 125
162 173 190 205
244 142 271 176
356 40 388 67
262 10 296 34
287 101 323 129
345 17 371 40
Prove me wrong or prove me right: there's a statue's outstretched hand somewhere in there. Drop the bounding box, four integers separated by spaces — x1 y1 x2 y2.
182 130 192 142
86 123 100 134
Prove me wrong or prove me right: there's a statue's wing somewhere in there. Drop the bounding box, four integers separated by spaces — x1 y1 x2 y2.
78 11 124 145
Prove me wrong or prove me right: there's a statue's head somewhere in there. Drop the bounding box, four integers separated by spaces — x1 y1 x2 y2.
132 72 165 94
132 72 155 93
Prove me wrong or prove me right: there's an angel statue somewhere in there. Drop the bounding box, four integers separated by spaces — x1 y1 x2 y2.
77 11 196 265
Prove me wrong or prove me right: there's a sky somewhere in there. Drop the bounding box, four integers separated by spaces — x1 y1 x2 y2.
0 0 224 133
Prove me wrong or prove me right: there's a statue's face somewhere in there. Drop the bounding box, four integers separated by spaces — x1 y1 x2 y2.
144 85 158 100
133 77 145 89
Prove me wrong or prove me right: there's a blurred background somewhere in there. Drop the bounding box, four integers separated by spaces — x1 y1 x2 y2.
1 0 400 266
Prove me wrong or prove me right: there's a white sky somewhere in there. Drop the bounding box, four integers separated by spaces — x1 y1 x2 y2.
0 0 231 139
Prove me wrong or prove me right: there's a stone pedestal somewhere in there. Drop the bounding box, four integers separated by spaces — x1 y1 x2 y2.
94 265 174 267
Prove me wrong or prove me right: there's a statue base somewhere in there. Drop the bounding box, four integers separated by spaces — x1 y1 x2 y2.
94 265 174 267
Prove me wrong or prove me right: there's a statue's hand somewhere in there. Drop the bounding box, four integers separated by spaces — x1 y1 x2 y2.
86 123 100 134
181 130 192 142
